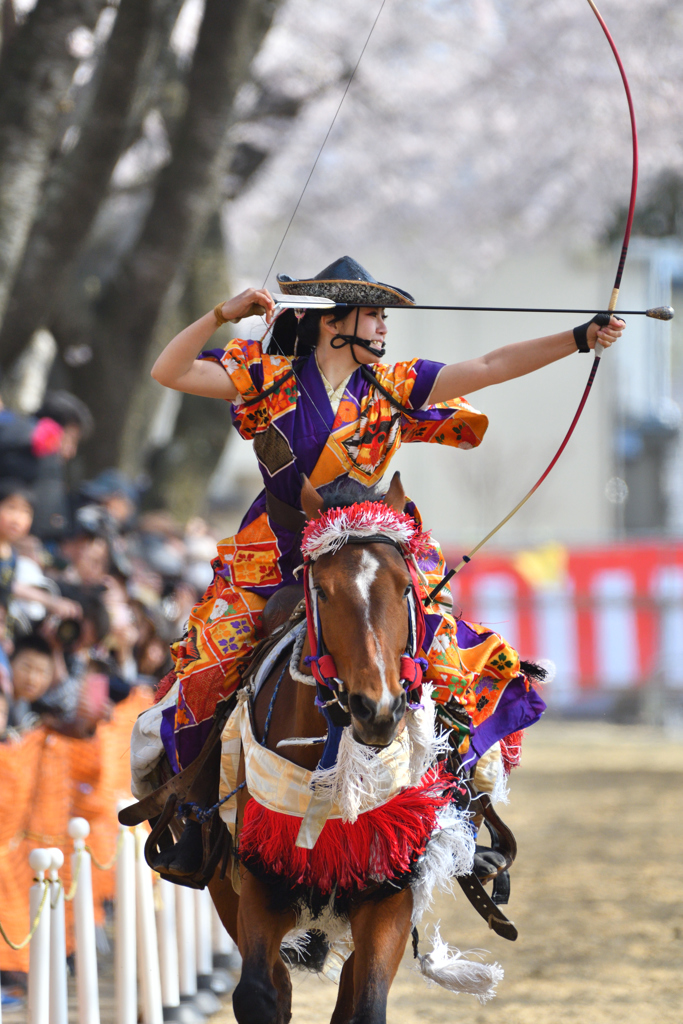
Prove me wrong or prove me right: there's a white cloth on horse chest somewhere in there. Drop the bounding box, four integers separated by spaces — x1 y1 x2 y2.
219 698 412 835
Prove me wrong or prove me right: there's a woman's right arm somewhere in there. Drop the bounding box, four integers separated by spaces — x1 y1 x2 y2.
151 287 275 400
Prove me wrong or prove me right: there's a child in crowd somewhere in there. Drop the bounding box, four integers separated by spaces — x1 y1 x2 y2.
0 480 81 635
6 634 54 732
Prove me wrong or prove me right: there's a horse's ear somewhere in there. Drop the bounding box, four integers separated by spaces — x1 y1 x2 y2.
383 471 405 513
301 475 325 520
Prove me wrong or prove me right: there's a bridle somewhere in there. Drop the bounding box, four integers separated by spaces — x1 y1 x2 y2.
301 530 427 768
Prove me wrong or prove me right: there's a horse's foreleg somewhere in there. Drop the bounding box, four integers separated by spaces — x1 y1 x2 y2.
232 868 297 1024
340 888 413 1024
330 951 355 1024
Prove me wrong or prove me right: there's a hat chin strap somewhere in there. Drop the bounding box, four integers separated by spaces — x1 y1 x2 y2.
329 307 387 363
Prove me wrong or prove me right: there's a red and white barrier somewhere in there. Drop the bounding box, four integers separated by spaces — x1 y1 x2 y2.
449 541 683 707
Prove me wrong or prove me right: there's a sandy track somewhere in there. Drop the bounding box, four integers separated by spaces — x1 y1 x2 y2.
214 722 683 1023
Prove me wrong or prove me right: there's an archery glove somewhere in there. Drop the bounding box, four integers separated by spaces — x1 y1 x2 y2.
573 312 611 352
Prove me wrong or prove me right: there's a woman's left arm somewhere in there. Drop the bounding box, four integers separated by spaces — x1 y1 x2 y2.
427 316 625 404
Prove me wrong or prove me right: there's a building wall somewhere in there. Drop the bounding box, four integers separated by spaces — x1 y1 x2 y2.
215 237 681 550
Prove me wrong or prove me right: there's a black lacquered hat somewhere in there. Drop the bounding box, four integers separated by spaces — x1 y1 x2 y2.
277 256 415 307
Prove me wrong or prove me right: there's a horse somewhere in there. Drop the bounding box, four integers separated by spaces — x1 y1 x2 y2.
203 472 501 1024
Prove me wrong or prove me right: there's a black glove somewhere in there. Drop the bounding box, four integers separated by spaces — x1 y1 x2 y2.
573 312 611 352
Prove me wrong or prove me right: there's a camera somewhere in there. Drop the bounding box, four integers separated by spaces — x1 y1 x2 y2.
55 617 82 648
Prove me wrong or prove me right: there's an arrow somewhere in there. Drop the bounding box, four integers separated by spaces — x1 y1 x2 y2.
341 303 674 320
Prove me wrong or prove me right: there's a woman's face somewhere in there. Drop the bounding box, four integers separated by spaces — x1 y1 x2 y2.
322 307 388 363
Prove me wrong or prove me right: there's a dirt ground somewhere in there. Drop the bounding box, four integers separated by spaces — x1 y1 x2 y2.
214 720 683 1024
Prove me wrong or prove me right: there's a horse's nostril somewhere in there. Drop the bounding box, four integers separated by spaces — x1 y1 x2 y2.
349 693 375 721
392 691 407 720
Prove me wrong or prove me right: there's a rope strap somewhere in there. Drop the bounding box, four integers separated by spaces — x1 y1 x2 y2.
0 881 49 950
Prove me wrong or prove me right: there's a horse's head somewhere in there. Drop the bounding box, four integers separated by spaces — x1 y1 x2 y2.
301 473 417 748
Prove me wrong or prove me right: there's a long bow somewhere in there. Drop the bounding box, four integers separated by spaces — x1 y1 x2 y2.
260 1 641 597
425 0 639 604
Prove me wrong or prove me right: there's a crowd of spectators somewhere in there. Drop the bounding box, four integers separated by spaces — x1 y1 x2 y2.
0 390 216 744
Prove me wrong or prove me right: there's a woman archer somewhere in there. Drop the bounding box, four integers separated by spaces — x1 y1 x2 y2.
133 255 624 862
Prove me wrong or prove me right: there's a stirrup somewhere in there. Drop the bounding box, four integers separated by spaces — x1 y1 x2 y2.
145 793 232 890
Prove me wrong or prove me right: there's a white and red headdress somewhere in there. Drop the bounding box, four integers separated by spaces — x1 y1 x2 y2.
301 500 431 562
301 500 428 709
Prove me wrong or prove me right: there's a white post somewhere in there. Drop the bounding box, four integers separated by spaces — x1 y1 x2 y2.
68 817 100 1024
195 887 213 983
155 878 180 1020
211 901 237 964
193 888 220 1014
46 848 67 1024
175 885 197 1004
114 810 137 1024
27 849 51 1024
134 827 163 1024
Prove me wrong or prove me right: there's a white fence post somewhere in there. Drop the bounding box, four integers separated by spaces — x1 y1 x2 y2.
47 848 67 1024
194 889 220 1014
210 902 237 996
155 878 181 1021
68 817 100 1024
27 849 51 1024
134 827 163 1024
175 885 198 1009
211 901 237 966
114 812 137 1024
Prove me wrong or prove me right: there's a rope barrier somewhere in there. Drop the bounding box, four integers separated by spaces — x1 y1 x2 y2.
86 829 125 872
0 880 49 950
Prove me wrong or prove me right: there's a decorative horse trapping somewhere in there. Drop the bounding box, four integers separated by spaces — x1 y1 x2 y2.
127 481 535 1013
215 488 514 999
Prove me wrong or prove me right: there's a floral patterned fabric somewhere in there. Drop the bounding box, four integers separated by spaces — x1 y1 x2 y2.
163 338 540 770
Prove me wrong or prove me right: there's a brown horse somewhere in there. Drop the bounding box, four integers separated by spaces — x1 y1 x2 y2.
209 472 441 1024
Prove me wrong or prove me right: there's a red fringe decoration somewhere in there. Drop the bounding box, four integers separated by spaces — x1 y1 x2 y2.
500 730 523 774
154 670 177 704
239 765 455 894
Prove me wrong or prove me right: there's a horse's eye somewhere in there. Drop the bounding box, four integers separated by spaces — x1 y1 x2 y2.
315 586 328 602
403 585 412 598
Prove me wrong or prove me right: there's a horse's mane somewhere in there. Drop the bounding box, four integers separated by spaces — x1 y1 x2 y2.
319 480 386 512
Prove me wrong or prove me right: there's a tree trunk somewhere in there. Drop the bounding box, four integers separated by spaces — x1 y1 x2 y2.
0 0 157 368
0 0 108 323
123 213 234 518
57 0 282 473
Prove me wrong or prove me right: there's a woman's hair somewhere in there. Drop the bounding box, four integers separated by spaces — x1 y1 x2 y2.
267 305 351 359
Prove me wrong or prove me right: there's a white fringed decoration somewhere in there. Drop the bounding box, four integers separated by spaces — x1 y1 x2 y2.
301 504 418 561
309 727 397 823
410 804 475 925
280 900 353 974
490 758 510 806
417 926 503 1004
535 658 556 684
405 684 451 786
